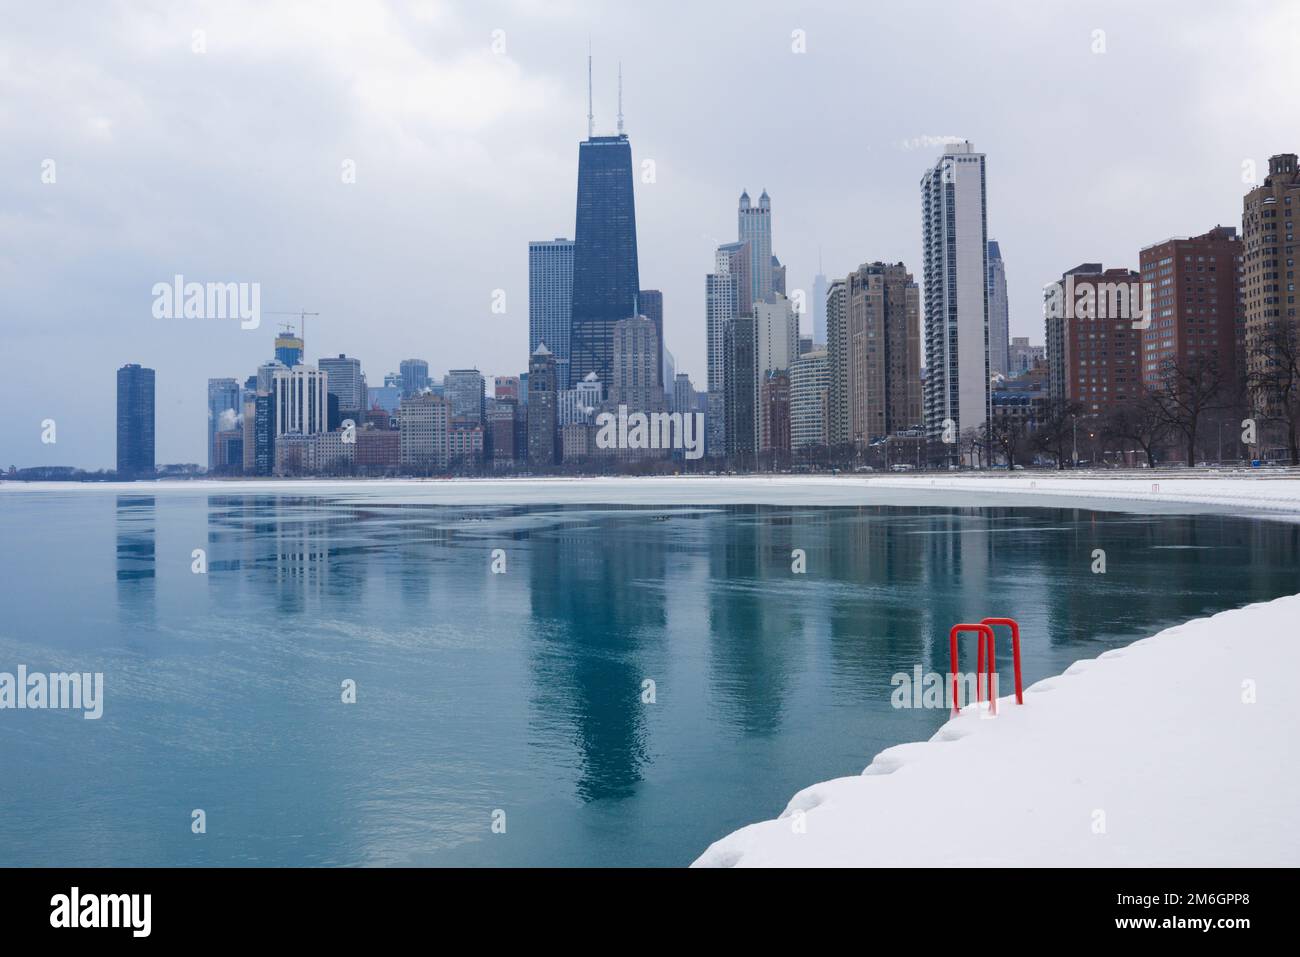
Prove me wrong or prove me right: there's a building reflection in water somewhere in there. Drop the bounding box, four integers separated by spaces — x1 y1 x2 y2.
526 505 666 802
115 495 156 626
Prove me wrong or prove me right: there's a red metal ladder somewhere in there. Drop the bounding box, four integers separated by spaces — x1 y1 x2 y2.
947 617 1025 715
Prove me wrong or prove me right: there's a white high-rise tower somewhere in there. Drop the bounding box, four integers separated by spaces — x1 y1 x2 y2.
921 141 990 455
738 189 773 305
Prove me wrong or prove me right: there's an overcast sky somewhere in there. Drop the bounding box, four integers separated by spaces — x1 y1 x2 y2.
3 0 1297 468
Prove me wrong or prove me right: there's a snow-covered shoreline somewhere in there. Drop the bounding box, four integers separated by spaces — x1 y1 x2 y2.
5 473 1300 521
693 593 1300 867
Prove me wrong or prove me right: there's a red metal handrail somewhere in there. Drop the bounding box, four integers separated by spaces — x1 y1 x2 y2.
980 617 1024 705
949 623 995 716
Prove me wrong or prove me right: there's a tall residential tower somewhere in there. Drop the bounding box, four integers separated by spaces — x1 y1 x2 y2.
921 141 990 450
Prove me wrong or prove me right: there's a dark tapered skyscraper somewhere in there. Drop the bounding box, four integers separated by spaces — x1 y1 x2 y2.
116 363 155 478
569 133 640 387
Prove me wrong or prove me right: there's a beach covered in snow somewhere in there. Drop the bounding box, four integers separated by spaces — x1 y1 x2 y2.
6 472 1300 521
694 593 1300 867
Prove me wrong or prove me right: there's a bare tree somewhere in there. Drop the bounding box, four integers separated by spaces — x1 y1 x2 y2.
1247 323 1300 465
1101 389 1169 468
959 428 987 469
1031 398 1082 470
1150 356 1226 466
984 414 1028 470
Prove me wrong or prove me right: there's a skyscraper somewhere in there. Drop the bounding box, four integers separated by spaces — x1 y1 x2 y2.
790 348 829 449
399 359 430 398
724 316 757 463
673 372 695 417
207 377 241 470
253 392 275 476
706 240 750 455
318 354 365 419
771 255 786 297
760 370 791 455
922 141 990 450
569 130 640 387
274 327 304 368
812 263 828 346
610 314 663 410
754 295 799 449
661 346 676 402
257 359 286 395
116 363 155 478
738 189 773 304
272 365 328 437
987 241 1011 378
825 279 849 447
638 288 664 387
845 261 923 445
444 369 486 426
1242 154 1300 394
529 238 575 387
242 383 257 474
527 344 559 465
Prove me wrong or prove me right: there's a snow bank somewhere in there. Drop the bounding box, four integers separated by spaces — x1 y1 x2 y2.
693 594 1300 867
7 474 1300 520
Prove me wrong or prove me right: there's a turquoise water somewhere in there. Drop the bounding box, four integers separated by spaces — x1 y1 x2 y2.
0 490 1296 866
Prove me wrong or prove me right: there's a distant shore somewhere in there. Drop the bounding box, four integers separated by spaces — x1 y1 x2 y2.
4 472 1300 521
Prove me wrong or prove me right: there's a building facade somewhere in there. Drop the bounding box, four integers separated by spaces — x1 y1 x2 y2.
398 392 450 470
790 348 829 450
1054 266 1144 416
1242 153 1300 394
1139 225 1243 391
845 261 922 446
1009 337 1045 376
987 240 1011 377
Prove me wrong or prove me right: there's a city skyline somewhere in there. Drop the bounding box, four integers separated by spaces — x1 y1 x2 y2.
4 1 1297 468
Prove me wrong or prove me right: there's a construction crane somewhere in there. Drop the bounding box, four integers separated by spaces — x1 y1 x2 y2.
264 310 320 356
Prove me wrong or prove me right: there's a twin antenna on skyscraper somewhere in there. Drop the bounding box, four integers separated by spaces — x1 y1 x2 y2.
586 44 624 138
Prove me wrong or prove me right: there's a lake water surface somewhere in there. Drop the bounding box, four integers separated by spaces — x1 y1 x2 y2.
1 489 1296 866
